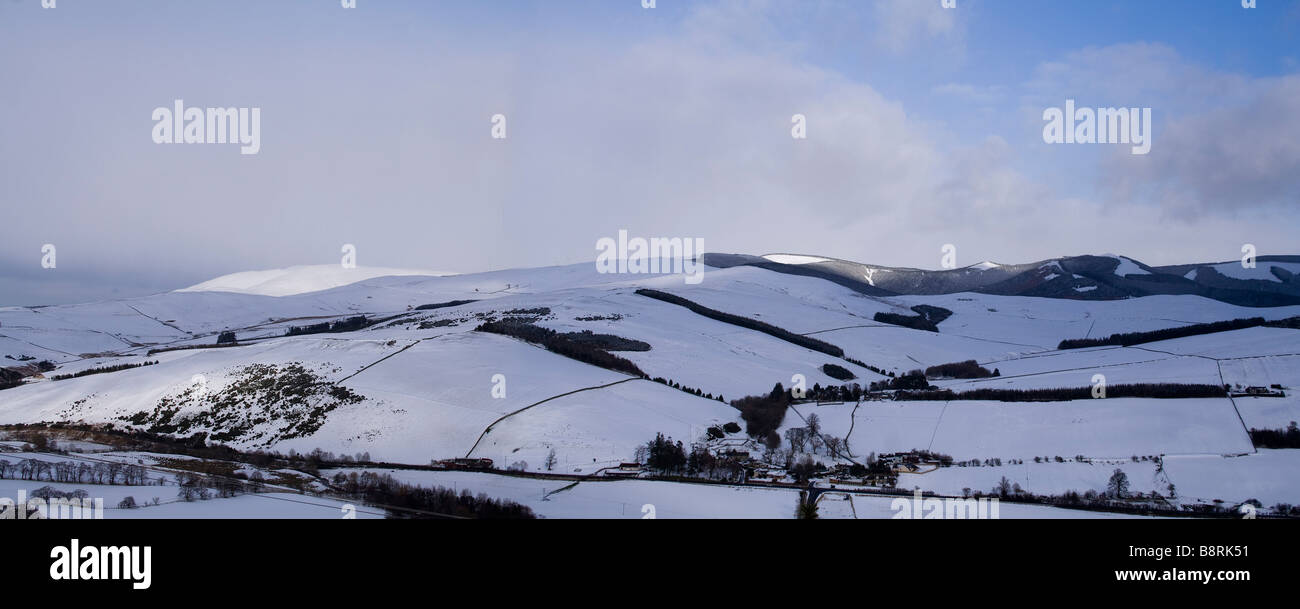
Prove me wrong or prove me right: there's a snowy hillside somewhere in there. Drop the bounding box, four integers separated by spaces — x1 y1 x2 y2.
178 264 455 297
3 253 1299 518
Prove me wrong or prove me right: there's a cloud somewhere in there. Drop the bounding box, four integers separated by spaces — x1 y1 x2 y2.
0 3 1294 305
932 83 1005 106
1024 43 1252 113
1101 74 1300 217
0 0 984 299
872 0 964 56
1022 43 1300 217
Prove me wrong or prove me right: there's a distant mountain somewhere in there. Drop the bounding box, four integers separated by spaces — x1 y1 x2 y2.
178 265 455 297
702 253 1300 307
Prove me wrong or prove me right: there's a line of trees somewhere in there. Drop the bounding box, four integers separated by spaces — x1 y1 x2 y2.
285 315 372 336
147 342 243 356
414 299 478 311
475 320 646 377
801 382 866 403
1269 316 1300 329
633 289 902 378
51 360 158 381
873 312 938 332
870 370 933 391
0 458 157 486
177 471 246 501
924 360 997 379
560 330 651 352
636 288 845 357
329 470 536 519
648 376 724 402
1249 422 1300 449
951 479 1290 518
1058 316 1275 349
844 356 896 378
0 424 394 484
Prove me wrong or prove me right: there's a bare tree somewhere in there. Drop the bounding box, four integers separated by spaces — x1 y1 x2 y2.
806 413 821 438
824 436 843 459
249 471 266 493
806 414 823 454
1107 469 1130 499
784 428 808 453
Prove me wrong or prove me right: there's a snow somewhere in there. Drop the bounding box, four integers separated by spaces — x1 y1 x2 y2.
970 261 1001 271
318 469 1143 519
4 256 1300 518
538 287 890 400
178 264 455 297
1139 326 1299 359
1163 450 1300 507
840 398 1252 461
892 292 1300 352
939 353 1222 391
635 266 896 334
1110 256 1151 277
762 254 830 265
0 479 374 519
296 331 633 463
0 448 378 519
466 379 739 473
896 459 1166 498
1208 261 1300 283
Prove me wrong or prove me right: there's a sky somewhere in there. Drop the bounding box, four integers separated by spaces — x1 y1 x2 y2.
1 0 1298 305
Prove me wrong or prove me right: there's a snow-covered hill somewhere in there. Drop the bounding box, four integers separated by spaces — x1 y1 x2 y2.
178 264 455 297
3 254 1300 515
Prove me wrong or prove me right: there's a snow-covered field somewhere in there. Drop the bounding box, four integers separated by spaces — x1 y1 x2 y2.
0 479 373 519
896 459 1166 498
793 397 1252 460
3 261 1299 518
1163 450 1300 508
319 469 1145 519
0 449 377 519
465 378 739 474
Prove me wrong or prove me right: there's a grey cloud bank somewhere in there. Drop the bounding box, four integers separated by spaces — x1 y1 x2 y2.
1 1 1296 306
